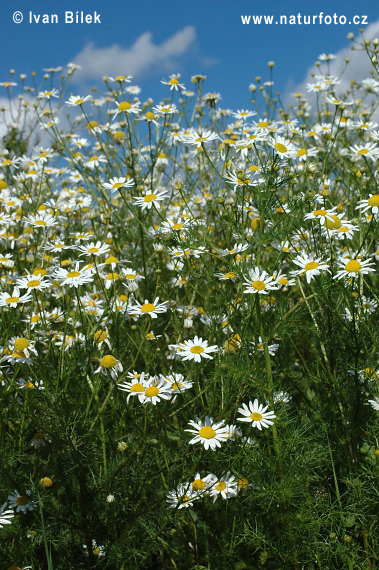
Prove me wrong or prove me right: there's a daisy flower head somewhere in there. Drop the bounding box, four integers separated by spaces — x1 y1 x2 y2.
38 89 59 100
349 142 379 160
161 74 185 91
132 189 169 210
140 376 172 405
243 267 279 295
161 373 193 395
78 241 110 257
17 271 50 292
191 473 217 497
334 255 375 280
24 211 58 229
66 94 92 106
7 490 36 513
291 253 330 283
127 297 169 319
268 136 297 159
55 262 95 288
185 416 230 450
237 399 276 430
176 336 218 362
181 129 219 148
166 483 198 509
209 472 238 501
112 100 141 119
0 503 14 528
95 354 123 380
0 286 32 308
103 177 134 193
304 206 338 226
117 371 148 403
356 194 379 217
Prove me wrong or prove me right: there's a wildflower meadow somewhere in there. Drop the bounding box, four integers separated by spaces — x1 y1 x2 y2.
0 31 378 570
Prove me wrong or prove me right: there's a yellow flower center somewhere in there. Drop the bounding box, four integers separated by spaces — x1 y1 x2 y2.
324 215 341 230
275 143 288 154
313 209 327 216
190 345 204 354
345 260 361 273
144 194 156 202
169 78 179 85
130 382 144 393
198 426 216 439
67 271 80 278
250 412 263 421
172 223 184 230
16 496 28 506
357 148 369 155
94 330 107 343
34 220 47 226
27 279 41 288
192 479 206 490
215 481 227 491
224 272 236 279
141 303 155 313
100 355 117 369
297 148 306 156
6 296 19 304
31 315 41 323
258 121 268 128
14 338 30 351
145 386 159 398
252 280 266 290
278 278 288 285
305 261 319 270
368 194 379 207
145 111 155 120
88 247 99 254
118 101 131 111
105 256 118 264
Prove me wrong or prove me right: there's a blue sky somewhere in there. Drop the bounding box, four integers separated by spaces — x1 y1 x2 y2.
2 0 379 108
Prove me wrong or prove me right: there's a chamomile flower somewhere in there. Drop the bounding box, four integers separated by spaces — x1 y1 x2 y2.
140 376 171 405
0 286 32 308
349 143 379 160
112 100 141 119
334 256 375 280
268 136 297 158
181 130 219 148
161 74 185 91
127 297 169 319
176 336 218 362
237 400 276 430
356 194 379 216
95 355 123 380
209 473 238 501
304 206 338 226
7 490 36 513
368 397 379 411
166 483 198 509
103 177 134 193
185 416 230 450
191 473 217 496
66 94 92 106
24 212 58 228
55 262 95 288
132 189 169 210
17 272 50 292
291 253 330 283
78 241 110 257
242 267 278 294
117 371 148 402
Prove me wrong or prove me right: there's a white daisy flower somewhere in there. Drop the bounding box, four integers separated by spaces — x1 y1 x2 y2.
103 177 134 193
117 371 148 403
7 490 36 513
24 212 58 228
242 267 279 294
65 94 92 106
0 287 32 308
140 376 172 405
237 399 276 430
166 483 198 509
291 253 330 283
334 256 375 280
94 355 123 380
368 397 379 411
209 472 238 501
185 416 230 450
132 189 169 210
176 336 218 362
78 241 110 257
127 297 169 319
356 194 379 216
112 100 141 119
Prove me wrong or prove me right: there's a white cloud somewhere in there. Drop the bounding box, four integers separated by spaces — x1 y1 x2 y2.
71 26 197 83
286 20 379 103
